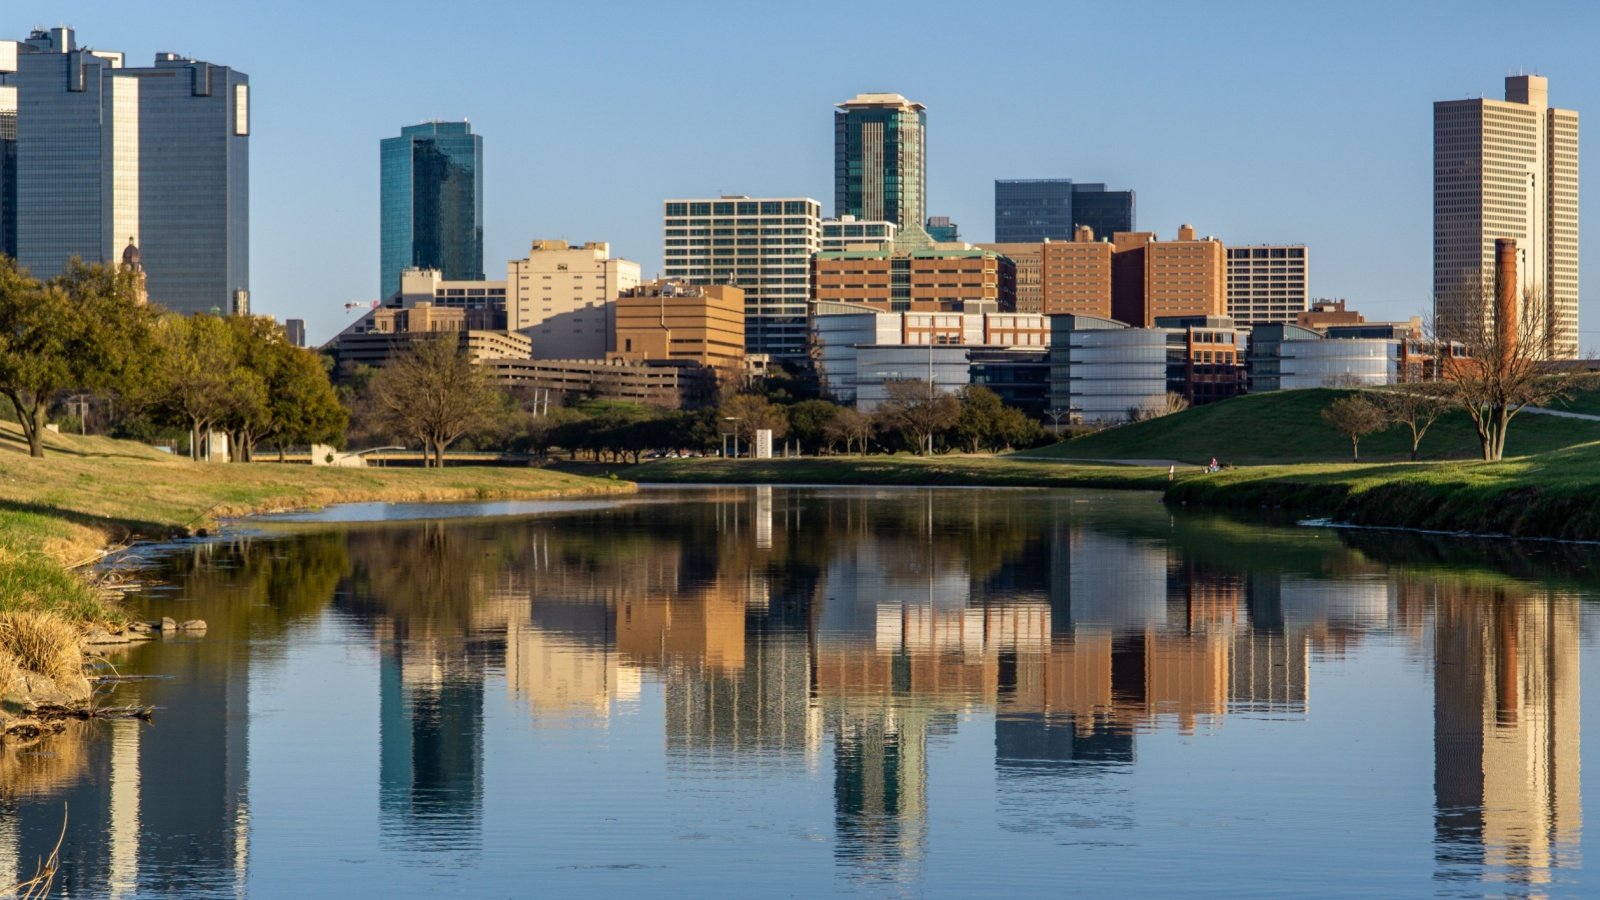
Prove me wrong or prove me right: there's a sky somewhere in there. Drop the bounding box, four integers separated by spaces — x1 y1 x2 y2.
10 0 1600 345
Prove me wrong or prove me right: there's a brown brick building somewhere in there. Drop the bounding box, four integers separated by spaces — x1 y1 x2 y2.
610 280 745 374
811 247 1016 312
1111 225 1225 326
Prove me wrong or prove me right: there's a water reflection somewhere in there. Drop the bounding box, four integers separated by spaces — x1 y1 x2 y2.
0 488 1591 895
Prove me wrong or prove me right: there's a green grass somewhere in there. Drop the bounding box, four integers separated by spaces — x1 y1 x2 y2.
1166 440 1600 540
1548 385 1600 417
604 455 1169 490
1023 388 1600 465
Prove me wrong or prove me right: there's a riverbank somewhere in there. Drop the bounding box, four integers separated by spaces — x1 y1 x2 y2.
576 455 1170 490
0 426 631 725
1166 441 1600 541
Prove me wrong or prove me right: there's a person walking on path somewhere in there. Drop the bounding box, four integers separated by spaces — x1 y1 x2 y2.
1168 464 1175 482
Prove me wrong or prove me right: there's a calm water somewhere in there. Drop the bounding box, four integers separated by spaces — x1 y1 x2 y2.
3 486 1598 897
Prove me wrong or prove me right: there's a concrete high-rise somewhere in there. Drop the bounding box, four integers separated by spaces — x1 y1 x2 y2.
834 93 926 231
663 196 822 358
13 27 249 314
994 180 1135 243
381 121 483 301
1226 245 1308 325
1435 75 1578 357
506 240 640 360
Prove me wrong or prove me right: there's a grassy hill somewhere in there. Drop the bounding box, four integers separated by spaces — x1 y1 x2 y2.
1025 388 1600 465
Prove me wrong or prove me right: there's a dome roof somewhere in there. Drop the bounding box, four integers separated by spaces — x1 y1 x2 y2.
121 238 142 271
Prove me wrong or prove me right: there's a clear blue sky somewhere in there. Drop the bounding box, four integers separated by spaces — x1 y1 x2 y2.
11 0 1599 344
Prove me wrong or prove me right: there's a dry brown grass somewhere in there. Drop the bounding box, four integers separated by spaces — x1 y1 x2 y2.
0 612 82 685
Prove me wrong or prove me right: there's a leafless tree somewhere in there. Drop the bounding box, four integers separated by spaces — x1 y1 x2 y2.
873 380 959 455
823 405 873 455
1128 391 1189 423
1431 279 1591 461
369 335 498 467
1372 386 1449 461
1322 394 1387 462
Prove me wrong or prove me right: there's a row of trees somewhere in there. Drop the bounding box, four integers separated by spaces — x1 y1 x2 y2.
0 257 346 459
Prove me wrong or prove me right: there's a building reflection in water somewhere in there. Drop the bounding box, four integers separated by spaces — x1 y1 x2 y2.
0 488 1587 893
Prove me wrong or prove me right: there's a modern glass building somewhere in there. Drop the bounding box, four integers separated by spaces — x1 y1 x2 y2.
834 94 926 231
994 180 1135 243
925 216 959 243
13 28 249 314
380 121 483 300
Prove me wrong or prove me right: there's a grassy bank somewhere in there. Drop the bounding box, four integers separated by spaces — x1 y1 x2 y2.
1024 388 1600 465
588 454 1169 490
0 423 631 625
1166 442 1600 540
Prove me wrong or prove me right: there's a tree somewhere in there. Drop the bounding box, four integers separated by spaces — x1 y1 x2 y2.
954 386 1006 453
1372 386 1449 461
823 406 873 456
1129 391 1189 423
1321 394 1387 462
873 380 959 455
719 393 788 451
785 399 841 455
146 313 243 461
265 347 348 460
1432 276 1592 461
369 335 499 467
0 258 152 457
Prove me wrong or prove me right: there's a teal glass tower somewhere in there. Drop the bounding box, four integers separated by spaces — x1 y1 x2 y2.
380 121 483 299
834 93 926 232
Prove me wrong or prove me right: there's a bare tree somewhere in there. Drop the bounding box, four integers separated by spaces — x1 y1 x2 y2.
369 335 498 467
873 380 959 455
1372 386 1449 461
1322 394 1387 462
1432 278 1590 461
824 406 873 455
1129 391 1190 423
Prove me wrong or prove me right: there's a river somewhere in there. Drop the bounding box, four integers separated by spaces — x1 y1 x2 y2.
1 486 1595 896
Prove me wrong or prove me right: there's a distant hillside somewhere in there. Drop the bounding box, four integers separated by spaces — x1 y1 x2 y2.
1025 388 1600 465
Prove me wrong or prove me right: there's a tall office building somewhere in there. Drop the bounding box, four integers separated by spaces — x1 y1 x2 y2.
1226 245 1308 325
14 27 249 314
0 41 17 260
663 196 822 358
381 121 483 300
994 180 1135 243
834 93 926 231
1435 75 1578 357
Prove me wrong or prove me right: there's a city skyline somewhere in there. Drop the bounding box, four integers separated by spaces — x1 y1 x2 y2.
5 1 1598 344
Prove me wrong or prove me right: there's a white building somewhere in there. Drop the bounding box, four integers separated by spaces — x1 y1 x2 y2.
1226 245 1308 325
507 240 640 360
821 215 897 252
397 267 506 313
1434 75 1579 358
663 196 822 359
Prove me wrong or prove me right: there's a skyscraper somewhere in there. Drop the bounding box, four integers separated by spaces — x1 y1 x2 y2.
14 28 249 314
1226 245 1309 325
1434 75 1578 357
994 180 1135 243
380 121 483 300
834 93 926 231
0 41 17 260
663 197 821 358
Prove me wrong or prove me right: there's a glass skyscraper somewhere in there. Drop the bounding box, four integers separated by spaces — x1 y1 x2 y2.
380 121 483 300
994 180 1135 243
12 28 249 314
834 94 926 232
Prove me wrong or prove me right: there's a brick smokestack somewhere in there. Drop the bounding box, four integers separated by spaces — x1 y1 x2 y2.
1495 238 1518 365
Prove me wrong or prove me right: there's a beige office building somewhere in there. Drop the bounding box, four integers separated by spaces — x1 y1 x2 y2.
1435 75 1578 357
611 280 746 373
976 242 1044 312
1226 245 1308 325
507 240 640 359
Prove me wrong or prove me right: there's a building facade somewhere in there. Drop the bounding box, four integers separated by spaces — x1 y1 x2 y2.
994 180 1135 243
1111 225 1226 327
925 216 959 243
612 280 745 373
1434 75 1578 358
14 27 249 314
380 121 483 301
811 246 1016 313
1226 245 1308 324
398 266 507 321
1048 314 1244 421
822 216 897 252
663 196 822 359
506 240 639 360
834 93 926 231
0 42 16 260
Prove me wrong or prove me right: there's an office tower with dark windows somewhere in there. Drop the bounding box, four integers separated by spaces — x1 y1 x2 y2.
834 93 926 232
662 196 821 358
380 121 483 300
925 216 959 243
1434 75 1578 357
13 27 249 314
994 180 1135 243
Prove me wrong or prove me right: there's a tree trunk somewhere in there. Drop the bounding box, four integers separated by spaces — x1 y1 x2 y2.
1351 435 1359 463
190 419 203 461
25 403 46 459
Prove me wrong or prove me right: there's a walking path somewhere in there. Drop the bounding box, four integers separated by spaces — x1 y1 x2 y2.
1524 406 1600 421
